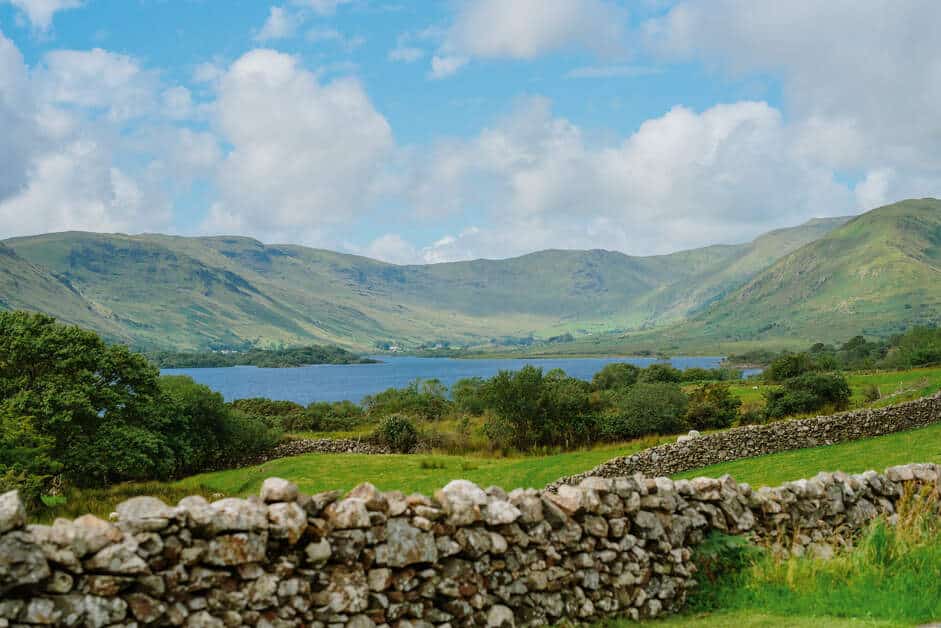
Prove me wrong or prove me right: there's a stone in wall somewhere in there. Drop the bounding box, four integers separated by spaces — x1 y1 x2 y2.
0 462 939 626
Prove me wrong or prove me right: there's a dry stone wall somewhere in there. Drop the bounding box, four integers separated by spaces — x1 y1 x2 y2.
550 392 941 491
2 462 940 627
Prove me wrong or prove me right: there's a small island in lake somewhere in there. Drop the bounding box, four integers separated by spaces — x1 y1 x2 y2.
150 345 378 369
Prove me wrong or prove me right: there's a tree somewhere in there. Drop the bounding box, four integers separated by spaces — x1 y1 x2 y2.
639 363 682 383
764 372 852 419
482 366 596 450
451 377 488 415
602 383 688 440
591 363 640 391
765 352 818 382
686 383 742 430
0 311 168 486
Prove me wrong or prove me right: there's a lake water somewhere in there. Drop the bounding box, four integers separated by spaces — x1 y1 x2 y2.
162 355 761 405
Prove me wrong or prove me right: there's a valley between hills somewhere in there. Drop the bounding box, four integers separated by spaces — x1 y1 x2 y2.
2 198 940 354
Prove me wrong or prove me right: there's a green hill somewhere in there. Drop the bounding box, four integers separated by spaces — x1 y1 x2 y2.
0 215 851 351
677 198 941 345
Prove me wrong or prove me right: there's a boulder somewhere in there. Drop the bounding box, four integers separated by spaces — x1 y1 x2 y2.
0 491 25 534
374 518 437 567
435 480 488 526
260 478 299 503
325 498 371 529
267 502 307 544
0 531 50 592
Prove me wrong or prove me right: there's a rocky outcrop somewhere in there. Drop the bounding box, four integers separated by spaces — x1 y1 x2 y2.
550 392 941 491
2 462 939 626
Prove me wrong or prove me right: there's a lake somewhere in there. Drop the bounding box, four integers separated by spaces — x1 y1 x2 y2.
162 355 760 404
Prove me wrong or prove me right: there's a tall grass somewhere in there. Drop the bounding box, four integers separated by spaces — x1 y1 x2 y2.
691 485 941 624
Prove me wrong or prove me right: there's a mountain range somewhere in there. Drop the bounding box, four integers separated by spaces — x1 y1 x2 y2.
1 198 939 352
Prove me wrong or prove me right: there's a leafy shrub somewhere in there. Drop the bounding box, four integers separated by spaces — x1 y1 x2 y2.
863 384 882 403
372 415 420 452
639 363 683 383
451 377 488 415
686 383 742 430
215 410 281 463
680 367 741 382
364 379 450 421
602 382 688 440
591 362 640 391
764 372 852 419
482 366 598 450
765 352 819 382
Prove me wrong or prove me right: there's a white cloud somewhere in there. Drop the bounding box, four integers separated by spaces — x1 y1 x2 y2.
402 97 853 260
161 86 193 119
429 55 467 79
645 0 941 192
0 33 184 238
207 49 394 243
362 233 419 265
255 6 299 41
388 45 423 63
37 48 158 121
0 31 36 202
306 28 365 51
4 0 82 31
432 0 628 77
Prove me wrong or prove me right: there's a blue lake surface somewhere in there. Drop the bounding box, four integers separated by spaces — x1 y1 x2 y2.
163 355 760 404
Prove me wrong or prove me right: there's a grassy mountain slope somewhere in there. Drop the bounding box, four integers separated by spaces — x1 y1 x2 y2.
673 198 941 346
0 214 850 351
0 242 129 340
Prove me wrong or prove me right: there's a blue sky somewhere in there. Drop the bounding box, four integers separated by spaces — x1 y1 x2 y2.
0 1 938 263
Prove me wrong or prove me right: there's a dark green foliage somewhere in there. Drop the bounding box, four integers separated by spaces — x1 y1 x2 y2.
883 326 941 368
591 362 640 391
230 398 305 419
764 372 852 419
482 366 597 450
364 379 450 421
680 367 741 382
0 311 284 496
451 377 488 415
601 382 688 440
0 311 167 487
150 345 376 368
765 352 819 382
686 383 742 430
639 363 683 383
372 415 419 452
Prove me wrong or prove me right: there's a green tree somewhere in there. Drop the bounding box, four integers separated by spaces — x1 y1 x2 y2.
591 362 640 391
0 311 168 486
765 352 819 382
764 372 852 419
639 363 683 383
451 377 488 415
686 383 742 430
602 382 688 440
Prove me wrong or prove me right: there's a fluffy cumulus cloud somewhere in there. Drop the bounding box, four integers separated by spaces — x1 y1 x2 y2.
4 0 83 31
396 97 852 262
0 31 175 238
205 49 394 243
645 0 941 209
255 6 299 41
428 0 628 77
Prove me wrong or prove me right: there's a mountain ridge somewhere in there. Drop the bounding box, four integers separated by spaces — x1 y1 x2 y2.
0 210 884 351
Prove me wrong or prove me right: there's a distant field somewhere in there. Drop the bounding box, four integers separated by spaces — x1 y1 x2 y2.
724 365 941 408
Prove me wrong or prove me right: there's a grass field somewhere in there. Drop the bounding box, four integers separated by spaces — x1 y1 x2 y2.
633 611 906 627
724 365 941 408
